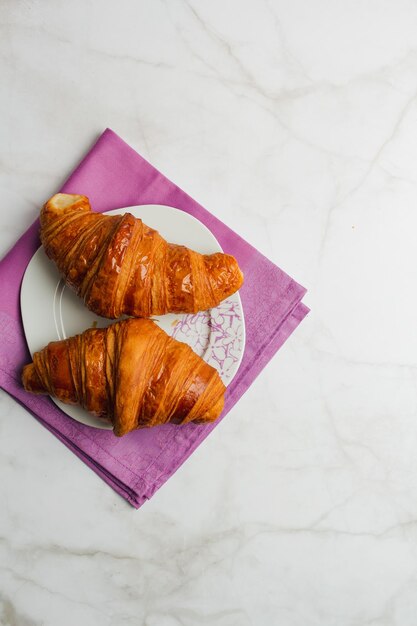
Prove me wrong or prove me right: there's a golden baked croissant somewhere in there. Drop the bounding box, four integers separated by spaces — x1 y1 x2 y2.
40 193 243 319
22 318 225 436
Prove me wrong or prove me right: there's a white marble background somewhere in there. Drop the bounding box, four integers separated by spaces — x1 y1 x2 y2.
1 0 417 624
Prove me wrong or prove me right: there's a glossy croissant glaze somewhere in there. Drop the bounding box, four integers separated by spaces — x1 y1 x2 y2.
22 318 226 436
40 194 244 319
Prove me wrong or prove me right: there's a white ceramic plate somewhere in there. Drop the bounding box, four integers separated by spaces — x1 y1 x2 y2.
21 205 245 429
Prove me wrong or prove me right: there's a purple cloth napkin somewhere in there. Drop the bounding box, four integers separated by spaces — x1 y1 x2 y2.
0 129 309 508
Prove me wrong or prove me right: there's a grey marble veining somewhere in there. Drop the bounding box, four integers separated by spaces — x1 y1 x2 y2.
2 0 417 624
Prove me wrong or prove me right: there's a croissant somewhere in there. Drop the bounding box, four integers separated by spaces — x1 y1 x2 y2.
22 318 225 436
40 193 243 319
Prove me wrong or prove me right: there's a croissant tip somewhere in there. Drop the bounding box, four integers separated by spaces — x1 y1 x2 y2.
227 256 244 295
205 252 244 302
113 425 126 437
235 262 244 290
44 193 90 213
22 363 45 394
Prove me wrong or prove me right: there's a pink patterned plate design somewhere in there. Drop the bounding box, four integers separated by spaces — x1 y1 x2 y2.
21 205 246 429
171 300 244 383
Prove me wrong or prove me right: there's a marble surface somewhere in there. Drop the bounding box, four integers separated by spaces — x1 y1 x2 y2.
1 0 417 624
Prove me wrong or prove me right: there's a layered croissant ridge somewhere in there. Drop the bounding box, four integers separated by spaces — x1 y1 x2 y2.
22 318 226 436
40 193 243 319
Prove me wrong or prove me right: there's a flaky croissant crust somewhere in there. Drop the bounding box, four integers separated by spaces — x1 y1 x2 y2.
22 318 226 436
40 194 243 319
